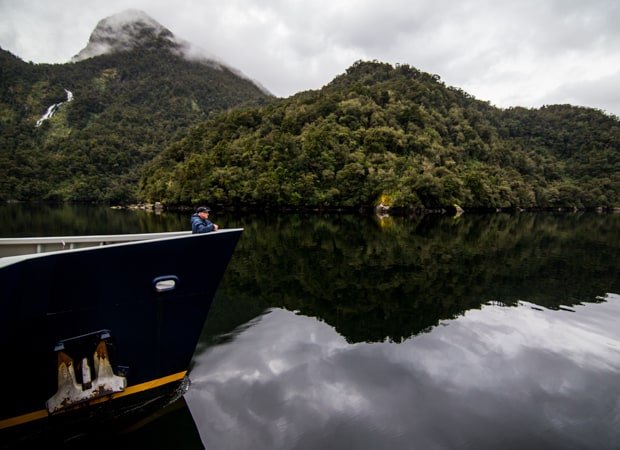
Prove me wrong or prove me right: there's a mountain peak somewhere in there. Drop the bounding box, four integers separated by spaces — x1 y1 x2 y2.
70 10 272 95
71 9 181 61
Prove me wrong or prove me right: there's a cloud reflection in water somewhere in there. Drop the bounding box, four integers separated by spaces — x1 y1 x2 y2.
186 294 620 450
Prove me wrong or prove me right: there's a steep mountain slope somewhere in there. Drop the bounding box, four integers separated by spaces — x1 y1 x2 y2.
0 10 273 203
139 60 620 211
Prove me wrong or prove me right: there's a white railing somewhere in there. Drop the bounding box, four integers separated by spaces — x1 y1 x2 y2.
0 231 191 258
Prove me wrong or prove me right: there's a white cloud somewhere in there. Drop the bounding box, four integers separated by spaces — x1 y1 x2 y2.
1 0 619 116
185 297 620 449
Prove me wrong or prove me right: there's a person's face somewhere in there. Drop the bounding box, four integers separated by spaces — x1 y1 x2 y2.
199 211 209 219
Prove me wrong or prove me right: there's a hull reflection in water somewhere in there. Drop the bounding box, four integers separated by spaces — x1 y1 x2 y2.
187 294 620 450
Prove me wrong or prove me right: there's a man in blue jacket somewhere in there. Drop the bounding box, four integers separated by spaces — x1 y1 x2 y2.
191 206 219 233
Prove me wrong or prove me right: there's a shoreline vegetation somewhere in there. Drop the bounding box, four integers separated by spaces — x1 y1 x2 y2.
5 199 620 216
122 202 620 216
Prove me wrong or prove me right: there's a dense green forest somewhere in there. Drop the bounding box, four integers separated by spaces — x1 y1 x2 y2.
0 43 272 204
2 37 619 211
139 60 620 211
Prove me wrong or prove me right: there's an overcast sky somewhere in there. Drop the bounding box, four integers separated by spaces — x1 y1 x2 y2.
1 0 619 117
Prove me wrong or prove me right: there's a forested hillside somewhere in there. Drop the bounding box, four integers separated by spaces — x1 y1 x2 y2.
139 60 620 211
0 41 272 203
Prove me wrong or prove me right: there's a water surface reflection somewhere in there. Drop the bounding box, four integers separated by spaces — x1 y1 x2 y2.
187 295 620 450
185 211 620 449
2 205 619 448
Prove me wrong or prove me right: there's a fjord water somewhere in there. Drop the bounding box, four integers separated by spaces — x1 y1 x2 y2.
2 204 619 449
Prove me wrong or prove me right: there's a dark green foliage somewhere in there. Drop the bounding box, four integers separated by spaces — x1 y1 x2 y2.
207 211 620 344
139 60 620 210
0 46 272 203
2 52 619 209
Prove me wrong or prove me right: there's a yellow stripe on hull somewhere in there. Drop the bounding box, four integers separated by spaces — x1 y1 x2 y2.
0 371 187 430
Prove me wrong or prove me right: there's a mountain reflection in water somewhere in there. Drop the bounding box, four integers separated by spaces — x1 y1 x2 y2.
185 212 620 450
187 298 620 450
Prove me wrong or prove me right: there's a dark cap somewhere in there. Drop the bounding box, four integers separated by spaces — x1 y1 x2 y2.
196 206 210 213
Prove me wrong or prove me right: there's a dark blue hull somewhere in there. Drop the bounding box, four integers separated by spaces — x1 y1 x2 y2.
0 229 242 439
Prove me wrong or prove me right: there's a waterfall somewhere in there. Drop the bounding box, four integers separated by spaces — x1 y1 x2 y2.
35 89 73 127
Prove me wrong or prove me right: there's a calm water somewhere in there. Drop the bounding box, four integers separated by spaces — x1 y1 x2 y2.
2 204 620 449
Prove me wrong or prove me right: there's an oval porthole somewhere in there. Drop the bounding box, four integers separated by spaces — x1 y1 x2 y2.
153 275 179 293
